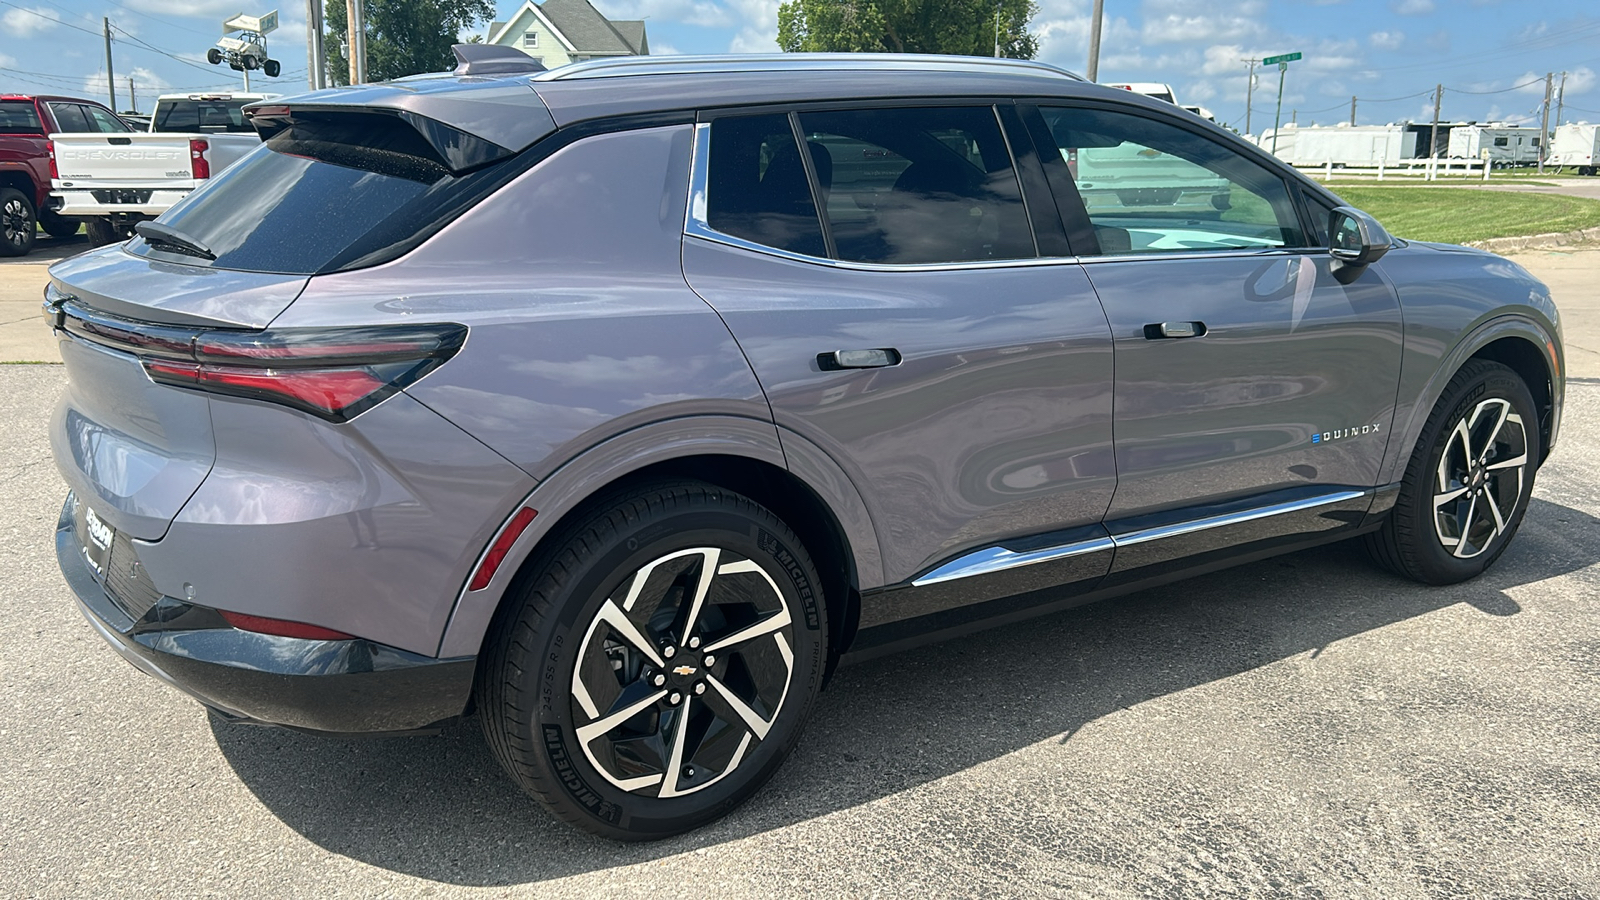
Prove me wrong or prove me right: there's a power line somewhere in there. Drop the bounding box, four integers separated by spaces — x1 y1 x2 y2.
1450 78 1546 95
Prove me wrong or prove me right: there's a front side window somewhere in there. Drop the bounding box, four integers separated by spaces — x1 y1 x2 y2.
1036 105 1306 255
80 105 131 133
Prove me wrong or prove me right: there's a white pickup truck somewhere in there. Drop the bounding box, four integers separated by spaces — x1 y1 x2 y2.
50 92 274 245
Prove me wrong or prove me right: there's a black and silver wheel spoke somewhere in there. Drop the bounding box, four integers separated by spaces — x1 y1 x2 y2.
571 546 796 798
1433 397 1527 559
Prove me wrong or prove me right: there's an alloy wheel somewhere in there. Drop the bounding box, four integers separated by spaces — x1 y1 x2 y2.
2 197 29 247
570 546 796 799
1433 397 1529 559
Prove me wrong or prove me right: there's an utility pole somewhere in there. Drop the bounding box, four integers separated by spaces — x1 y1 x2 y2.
346 0 366 84
128 77 136 115
1350 95 1357 126
306 0 326 90
1242 57 1259 136
102 17 116 112
1270 62 1287 153
1428 83 1442 159
1538 72 1553 174
994 4 1000 58
1085 0 1104 81
1555 70 1568 128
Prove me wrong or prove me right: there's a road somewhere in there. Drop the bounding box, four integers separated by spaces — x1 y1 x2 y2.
2 363 1598 894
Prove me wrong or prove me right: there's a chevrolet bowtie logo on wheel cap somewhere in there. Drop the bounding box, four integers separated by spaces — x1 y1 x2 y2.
672 665 697 676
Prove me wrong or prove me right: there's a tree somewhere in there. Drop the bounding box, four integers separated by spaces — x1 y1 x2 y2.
325 0 496 85
778 0 1040 59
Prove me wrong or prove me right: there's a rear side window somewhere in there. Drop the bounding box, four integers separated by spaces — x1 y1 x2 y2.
0 101 43 134
704 106 1035 266
799 106 1034 264
46 102 89 133
131 112 518 275
707 113 827 257
154 99 252 133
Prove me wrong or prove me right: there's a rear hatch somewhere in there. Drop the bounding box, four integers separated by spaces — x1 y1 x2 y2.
48 81 556 541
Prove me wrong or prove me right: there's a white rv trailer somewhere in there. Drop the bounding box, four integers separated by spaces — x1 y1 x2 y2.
1446 124 1544 165
1549 123 1600 175
1255 123 1428 165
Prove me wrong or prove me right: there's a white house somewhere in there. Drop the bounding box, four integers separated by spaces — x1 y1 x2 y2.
486 0 648 69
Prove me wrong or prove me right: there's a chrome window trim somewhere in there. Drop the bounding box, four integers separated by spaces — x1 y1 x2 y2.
1075 247 1328 265
910 489 1368 588
685 120 1074 274
912 537 1115 587
538 53 1085 83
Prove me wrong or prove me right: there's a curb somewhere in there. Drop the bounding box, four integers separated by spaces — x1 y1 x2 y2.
1467 227 1600 253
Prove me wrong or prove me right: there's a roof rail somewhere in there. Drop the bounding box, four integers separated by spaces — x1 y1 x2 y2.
452 43 547 76
534 53 1084 83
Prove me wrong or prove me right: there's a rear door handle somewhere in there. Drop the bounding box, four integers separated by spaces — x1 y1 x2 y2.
1143 322 1206 340
818 348 902 370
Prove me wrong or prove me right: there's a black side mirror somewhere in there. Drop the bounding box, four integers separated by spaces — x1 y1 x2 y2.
1328 207 1393 281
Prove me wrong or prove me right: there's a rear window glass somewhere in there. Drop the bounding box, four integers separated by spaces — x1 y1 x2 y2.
154 99 252 133
0 101 43 134
707 113 827 257
130 112 518 275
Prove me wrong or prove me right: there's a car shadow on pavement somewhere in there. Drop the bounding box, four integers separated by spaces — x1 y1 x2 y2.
209 496 1594 886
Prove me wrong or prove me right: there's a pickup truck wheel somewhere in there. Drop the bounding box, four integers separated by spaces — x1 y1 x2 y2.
38 211 80 239
84 218 132 247
476 480 828 840
206 48 222 65
264 59 281 78
0 188 36 257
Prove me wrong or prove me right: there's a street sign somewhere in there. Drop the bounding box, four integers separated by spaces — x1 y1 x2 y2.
1263 52 1302 66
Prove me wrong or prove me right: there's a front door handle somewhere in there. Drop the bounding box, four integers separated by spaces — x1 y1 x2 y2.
818 348 902 370
1143 321 1207 340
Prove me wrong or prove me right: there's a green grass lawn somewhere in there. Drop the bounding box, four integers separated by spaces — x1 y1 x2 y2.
1329 186 1600 245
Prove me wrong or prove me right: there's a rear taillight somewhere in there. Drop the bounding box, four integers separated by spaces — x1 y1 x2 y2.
47 142 58 180
189 138 210 179
218 610 355 641
140 323 467 422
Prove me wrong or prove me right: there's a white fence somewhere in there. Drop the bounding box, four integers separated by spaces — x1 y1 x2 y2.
1290 157 1492 181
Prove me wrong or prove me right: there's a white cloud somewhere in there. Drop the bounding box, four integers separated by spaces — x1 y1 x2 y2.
0 52 14 68
1184 80 1217 102
1141 0 1268 45
594 0 732 29
85 66 171 112
651 42 682 55
123 0 245 16
1392 0 1435 14
726 0 778 52
1368 30 1405 50
2 6 60 37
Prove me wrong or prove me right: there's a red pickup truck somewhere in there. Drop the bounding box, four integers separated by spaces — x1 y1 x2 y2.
0 94 129 256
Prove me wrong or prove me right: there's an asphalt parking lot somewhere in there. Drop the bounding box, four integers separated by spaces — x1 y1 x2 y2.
1 251 1597 897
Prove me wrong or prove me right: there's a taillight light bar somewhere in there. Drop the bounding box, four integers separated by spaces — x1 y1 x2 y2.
139 322 468 422
48 142 59 180
190 138 210 179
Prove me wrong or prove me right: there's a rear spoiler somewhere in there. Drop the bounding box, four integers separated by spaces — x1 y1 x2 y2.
241 60 556 174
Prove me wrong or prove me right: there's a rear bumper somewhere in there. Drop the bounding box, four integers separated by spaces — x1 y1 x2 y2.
51 189 191 218
55 497 476 734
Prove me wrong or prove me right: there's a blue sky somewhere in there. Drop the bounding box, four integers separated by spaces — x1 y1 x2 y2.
2 0 1597 132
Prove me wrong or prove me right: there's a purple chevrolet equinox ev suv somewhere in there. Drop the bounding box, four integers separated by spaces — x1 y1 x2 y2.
47 51 1564 839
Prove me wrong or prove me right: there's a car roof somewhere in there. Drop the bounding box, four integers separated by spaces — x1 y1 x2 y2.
1 94 112 106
